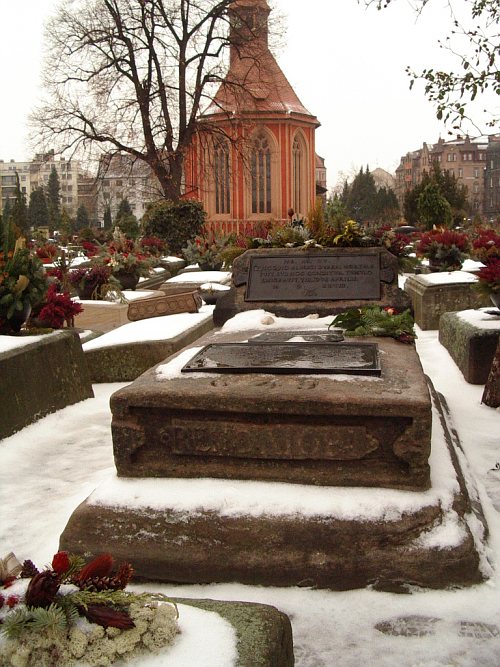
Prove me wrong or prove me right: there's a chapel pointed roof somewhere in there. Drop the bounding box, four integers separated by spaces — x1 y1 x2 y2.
203 0 318 123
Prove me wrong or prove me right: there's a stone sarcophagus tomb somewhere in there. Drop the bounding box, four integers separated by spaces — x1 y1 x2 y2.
111 331 431 490
60 248 486 591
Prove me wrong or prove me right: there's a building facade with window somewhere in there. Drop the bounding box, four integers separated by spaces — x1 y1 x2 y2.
395 135 492 218
185 0 320 228
484 135 500 223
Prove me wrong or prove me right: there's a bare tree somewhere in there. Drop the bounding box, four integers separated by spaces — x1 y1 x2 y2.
32 0 261 202
363 0 499 130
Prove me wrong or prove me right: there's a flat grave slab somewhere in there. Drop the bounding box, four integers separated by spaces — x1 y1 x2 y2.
439 309 500 384
181 341 381 376
214 247 412 326
110 327 431 490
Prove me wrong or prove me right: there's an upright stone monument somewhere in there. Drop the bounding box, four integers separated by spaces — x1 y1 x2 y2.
60 248 485 591
214 247 412 326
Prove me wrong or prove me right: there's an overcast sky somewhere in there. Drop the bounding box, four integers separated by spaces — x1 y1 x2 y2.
0 0 496 188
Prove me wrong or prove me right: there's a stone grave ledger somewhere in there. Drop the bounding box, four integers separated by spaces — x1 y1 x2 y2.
111 334 432 490
213 247 412 326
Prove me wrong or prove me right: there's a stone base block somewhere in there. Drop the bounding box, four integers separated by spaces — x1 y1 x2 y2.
0 330 93 440
404 274 488 330
439 310 500 384
111 332 432 490
84 316 214 383
174 599 294 667
74 291 157 333
60 386 486 591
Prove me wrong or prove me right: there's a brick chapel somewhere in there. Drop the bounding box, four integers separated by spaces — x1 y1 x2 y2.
184 0 320 228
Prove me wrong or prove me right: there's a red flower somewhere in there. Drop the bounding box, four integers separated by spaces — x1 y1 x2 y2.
77 553 114 583
6 595 19 609
52 551 70 576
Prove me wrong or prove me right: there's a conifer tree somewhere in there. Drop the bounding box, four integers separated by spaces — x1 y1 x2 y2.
75 205 90 231
10 173 29 235
29 188 49 229
103 205 112 230
47 165 62 231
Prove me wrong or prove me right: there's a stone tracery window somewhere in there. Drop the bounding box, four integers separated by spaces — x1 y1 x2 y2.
251 133 272 214
293 134 307 216
214 138 231 215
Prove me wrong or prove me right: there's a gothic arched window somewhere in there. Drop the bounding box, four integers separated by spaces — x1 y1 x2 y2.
214 139 231 215
251 134 271 214
293 135 306 215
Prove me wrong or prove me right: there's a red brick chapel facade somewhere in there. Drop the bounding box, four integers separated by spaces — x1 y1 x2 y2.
184 0 320 231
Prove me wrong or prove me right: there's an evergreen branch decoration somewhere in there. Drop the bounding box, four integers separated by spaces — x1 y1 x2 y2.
329 306 416 344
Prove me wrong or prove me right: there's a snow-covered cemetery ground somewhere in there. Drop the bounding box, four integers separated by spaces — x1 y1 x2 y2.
1 309 499 665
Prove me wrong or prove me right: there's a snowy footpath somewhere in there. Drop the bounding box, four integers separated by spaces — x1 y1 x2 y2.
0 326 499 666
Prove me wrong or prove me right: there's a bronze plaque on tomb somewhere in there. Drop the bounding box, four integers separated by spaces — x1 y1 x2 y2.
181 342 381 376
248 330 344 343
245 253 381 301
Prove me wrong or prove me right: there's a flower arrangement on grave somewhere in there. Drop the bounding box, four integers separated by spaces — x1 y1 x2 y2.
182 228 234 270
416 227 470 271
0 237 49 335
471 228 500 263
329 306 416 344
31 283 83 328
80 240 100 258
369 225 419 273
139 235 167 257
0 551 179 667
35 243 59 264
103 229 156 284
68 263 119 300
475 259 500 309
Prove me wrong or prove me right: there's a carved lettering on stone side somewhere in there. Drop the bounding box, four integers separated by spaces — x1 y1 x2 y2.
245 254 381 301
169 421 380 461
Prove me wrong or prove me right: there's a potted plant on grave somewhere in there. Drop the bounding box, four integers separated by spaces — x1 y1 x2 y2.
182 228 234 270
34 242 59 264
102 229 157 290
416 227 470 272
476 259 500 310
0 241 49 335
471 228 500 263
68 263 119 300
0 550 179 666
30 283 84 329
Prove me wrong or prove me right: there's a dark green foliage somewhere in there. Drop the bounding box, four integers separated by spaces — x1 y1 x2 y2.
330 306 416 344
76 204 90 231
417 182 453 230
47 165 62 230
10 173 29 234
142 199 206 254
29 188 49 229
115 199 139 238
404 163 468 228
103 205 112 230
345 167 378 224
116 198 133 220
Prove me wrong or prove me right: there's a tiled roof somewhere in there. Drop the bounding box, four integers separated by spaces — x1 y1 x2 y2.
204 46 317 121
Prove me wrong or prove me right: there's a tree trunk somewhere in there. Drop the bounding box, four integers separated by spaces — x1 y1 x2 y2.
482 338 500 408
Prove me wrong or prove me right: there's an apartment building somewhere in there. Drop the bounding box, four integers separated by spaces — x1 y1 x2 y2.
0 152 83 219
484 136 500 223
0 160 33 211
395 135 493 218
97 153 160 222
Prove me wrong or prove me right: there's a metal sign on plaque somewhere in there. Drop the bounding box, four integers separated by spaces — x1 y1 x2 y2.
245 253 381 302
181 342 381 376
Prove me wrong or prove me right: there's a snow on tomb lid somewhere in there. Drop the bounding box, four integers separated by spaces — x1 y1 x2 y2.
245 252 381 302
181 342 381 376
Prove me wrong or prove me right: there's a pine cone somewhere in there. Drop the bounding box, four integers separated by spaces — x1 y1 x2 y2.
115 562 134 589
25 571 60 608
20 560 39 579
80 604 135 629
